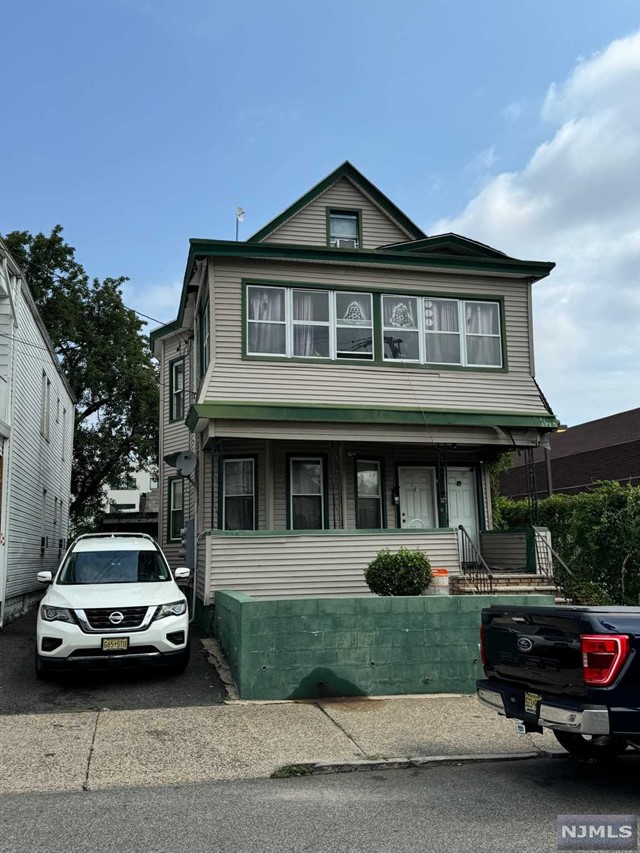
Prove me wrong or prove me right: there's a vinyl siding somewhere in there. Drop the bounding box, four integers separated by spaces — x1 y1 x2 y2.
479 531 528 571
208 258 548 414
4 286 74 602
159 334 194 567
209 419 542 448
206 529 459 601
263 178 410 248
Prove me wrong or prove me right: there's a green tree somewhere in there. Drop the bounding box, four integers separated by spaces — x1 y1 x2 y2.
3 226 159 533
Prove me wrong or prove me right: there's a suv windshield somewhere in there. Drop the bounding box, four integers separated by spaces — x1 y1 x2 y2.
57 549 171 585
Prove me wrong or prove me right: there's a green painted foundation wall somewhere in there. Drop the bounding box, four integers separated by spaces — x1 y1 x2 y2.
212 591 554 700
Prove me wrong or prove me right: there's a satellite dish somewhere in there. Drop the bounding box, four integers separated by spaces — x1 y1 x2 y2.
175 451 197 477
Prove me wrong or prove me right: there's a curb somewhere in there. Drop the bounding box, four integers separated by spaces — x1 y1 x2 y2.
273 751 563 778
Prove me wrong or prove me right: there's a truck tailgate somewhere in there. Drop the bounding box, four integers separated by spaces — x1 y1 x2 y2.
482 606 586 697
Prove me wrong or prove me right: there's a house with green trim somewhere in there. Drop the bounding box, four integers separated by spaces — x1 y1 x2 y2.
151 161 559 604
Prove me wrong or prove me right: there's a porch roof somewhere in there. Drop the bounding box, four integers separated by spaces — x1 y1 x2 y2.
185 400 560 433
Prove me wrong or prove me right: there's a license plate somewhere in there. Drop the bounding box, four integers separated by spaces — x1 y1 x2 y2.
102 637 129 652
524 691 541 715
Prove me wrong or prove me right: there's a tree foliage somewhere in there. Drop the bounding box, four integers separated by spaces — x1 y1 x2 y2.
3 226 159 532
365 547 432 596
496 482 640 605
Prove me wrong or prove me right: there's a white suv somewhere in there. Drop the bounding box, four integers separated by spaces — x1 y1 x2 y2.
35 533 190 678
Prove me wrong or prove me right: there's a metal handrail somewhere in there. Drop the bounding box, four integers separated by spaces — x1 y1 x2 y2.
533 528 574 603
458 525 494 594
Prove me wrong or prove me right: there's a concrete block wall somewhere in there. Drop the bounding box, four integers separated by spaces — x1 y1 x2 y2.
212 591 554 700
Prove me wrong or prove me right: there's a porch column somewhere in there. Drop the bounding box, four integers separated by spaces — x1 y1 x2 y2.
265 439 275 530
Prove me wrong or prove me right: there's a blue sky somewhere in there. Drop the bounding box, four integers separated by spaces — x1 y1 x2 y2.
2 1 640 423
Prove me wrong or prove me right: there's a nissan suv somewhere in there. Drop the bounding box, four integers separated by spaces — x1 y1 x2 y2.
35 533 190 678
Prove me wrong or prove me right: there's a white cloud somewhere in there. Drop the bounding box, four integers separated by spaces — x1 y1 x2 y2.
433 31 640 425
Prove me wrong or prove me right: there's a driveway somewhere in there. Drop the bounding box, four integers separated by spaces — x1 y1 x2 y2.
0 610 226 714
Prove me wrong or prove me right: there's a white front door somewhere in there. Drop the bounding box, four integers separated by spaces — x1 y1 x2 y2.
447 467 478 543
398 467 437 529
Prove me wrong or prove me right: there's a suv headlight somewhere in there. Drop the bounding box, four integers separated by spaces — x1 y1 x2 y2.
41 605 74 623
154 600 187 620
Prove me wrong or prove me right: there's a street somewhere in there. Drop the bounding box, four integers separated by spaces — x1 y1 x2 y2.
0 611 225 714
1 756 639 853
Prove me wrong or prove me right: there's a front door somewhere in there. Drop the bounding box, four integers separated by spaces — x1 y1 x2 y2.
447 467 478 544
398 467 436 529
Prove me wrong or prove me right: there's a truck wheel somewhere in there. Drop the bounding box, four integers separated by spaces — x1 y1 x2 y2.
553 731 628 761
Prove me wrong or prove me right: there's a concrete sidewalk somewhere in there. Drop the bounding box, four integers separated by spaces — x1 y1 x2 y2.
0 694 564 795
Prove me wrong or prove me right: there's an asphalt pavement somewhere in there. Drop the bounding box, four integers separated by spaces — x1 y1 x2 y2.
0 610 226 714
1 756 639 853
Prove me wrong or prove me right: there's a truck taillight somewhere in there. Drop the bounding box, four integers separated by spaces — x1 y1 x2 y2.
480 624 486 665
580 634 630 686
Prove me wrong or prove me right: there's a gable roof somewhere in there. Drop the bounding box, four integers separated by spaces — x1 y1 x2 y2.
247 161 427 243
379 233 510 259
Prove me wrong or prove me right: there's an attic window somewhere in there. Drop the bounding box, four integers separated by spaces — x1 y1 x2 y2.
328 210 360 249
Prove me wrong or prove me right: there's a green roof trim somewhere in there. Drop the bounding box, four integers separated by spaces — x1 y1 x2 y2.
185 400 560 432
380 233 510 259
247 161 427 243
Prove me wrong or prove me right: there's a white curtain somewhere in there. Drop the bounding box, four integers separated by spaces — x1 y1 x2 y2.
293 291 329 357
425 299 460 363
466 303 499 365
248 287 284 353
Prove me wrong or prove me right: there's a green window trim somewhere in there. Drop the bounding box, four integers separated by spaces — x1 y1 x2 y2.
167 476 184 542
168 357 186 422
326 207 363 250
286 453 330 531
354 456 387 530
241 280 508 372
219 455 259 531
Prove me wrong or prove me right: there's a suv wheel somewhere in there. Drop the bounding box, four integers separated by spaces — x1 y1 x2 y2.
35 653 52 682
168 641 190 675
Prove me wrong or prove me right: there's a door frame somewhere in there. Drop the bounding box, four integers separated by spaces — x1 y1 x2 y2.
446 465 480 544
396 465 438 529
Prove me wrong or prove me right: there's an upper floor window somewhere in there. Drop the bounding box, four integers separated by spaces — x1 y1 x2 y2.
170 358 185 421
109 473 136 490
40 372 51 440
383 295 502 368
328 210 360 249
246 285 373 360
198 296 210 377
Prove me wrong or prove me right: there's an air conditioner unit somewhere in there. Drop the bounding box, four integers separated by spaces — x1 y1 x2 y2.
331 237 358 249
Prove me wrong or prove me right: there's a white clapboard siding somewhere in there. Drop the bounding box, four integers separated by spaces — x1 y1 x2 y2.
480 531 528 571
263 178 410 248
210 419 542 448
4 279 74 602
206 530 459 601
208 259 547 413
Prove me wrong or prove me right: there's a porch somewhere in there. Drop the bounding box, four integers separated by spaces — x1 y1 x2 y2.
196 434 553 602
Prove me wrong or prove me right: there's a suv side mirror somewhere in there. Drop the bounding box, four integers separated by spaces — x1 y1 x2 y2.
37 571 53 584
174 567 190 582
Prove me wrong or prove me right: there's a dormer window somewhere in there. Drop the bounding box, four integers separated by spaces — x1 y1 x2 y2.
328 210 360 249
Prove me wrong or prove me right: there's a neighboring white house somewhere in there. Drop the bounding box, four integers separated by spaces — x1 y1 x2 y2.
0 239 75 627
104 468 158 514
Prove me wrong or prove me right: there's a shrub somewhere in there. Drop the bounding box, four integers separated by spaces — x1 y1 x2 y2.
365 547 432 596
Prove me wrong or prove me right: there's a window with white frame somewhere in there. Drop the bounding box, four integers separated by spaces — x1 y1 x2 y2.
222 458 256 530
328 210 360 249
40 372 51 440
382 295 420 361
168 478 184 541
170 359 185 421
384 295 502 368
356 460 383 528
289 457 324 529
247 286 373 361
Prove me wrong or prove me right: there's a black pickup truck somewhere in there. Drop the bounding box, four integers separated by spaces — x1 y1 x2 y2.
477 604 640 760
